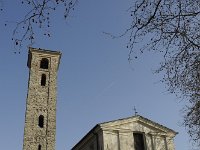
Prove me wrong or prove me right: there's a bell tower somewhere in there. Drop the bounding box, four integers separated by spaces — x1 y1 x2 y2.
23 47 61 150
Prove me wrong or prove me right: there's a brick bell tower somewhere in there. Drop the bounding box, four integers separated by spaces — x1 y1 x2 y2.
23 47 61 150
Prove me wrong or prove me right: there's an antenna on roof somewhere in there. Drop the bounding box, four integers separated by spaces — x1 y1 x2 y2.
133 106 138 116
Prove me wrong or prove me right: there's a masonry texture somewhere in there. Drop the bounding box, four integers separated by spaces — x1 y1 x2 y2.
23 48 61 150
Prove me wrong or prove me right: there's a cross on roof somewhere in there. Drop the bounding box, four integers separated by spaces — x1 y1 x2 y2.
133 106 138 116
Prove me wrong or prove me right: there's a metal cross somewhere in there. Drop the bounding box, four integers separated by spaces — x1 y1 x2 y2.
133 106 138 116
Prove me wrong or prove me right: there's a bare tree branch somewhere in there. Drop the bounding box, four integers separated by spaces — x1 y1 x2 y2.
126 0 200 146
11 0 78 51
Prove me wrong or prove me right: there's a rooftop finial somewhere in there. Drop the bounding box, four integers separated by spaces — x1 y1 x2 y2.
133 106 138 116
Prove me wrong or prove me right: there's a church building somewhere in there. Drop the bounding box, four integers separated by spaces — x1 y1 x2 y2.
22 48 177 150
72 115 177 150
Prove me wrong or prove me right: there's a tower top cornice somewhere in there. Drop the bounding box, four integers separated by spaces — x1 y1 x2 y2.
27 47 62 69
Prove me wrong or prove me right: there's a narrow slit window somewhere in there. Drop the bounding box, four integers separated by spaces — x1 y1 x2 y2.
133 132 145 150
41 74 46 86
38 115 44 128
40 58 49 69
38 144 42 150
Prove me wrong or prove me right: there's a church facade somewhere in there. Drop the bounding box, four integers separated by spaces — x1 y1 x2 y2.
22 48 177 150
72 115 177 150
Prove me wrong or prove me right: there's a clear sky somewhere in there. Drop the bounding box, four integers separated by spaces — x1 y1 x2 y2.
0 0 192 150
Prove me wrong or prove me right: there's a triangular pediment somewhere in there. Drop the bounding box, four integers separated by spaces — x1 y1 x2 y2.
99 115 177 137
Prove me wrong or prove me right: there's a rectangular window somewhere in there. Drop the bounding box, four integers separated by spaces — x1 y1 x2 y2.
133 132 145 150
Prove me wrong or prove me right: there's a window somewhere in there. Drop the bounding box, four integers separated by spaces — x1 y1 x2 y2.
40 58 49 69
133 132 145 150
38 144 42 150
41 74 46 86
38 115 44 128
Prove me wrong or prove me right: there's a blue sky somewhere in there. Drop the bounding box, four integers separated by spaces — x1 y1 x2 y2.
0 0 192 149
